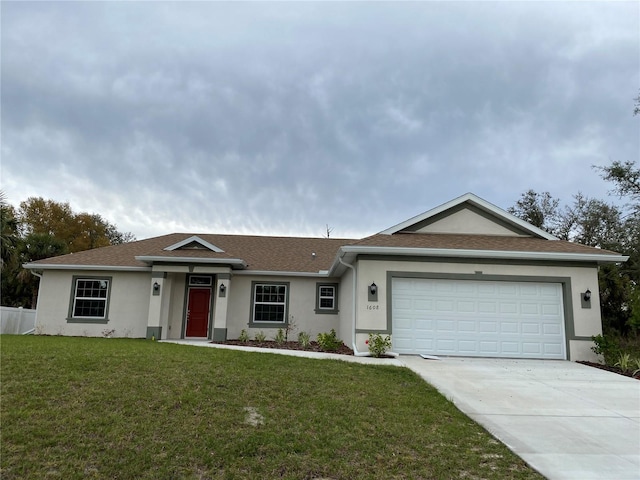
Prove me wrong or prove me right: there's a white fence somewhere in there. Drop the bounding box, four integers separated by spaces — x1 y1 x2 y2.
1 306 36 334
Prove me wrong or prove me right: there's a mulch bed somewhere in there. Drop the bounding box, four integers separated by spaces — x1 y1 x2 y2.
577 361 639 380
213 339 355 356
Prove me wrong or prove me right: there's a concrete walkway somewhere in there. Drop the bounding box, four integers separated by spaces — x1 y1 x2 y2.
401 356 640 480
163 341 640 479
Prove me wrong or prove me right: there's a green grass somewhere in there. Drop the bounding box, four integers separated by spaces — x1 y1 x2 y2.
1 336 543 479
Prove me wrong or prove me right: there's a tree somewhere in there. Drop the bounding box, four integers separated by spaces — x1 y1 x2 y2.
594 161 640 215
2 196 136 308
507 190 561 235
509 189 635 335
16 233 68 307
17 198 135 253
0 192 19 271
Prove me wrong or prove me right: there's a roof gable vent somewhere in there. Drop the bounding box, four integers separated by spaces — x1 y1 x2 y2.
164 236 224 253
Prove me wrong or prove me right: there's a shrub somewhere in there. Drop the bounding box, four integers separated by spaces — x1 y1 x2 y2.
591 334 622 365
254 331 266 342
274 328 285 345
298 331 311 349
614 353 633 373
366 333 392 358
317 329 341 352
238 329 250 343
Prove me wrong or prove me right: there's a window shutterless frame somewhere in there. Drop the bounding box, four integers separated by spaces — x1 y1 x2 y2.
249 282 290 327
67 276 112 324
315 283 339 314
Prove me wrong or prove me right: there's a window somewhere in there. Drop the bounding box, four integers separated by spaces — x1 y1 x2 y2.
189 275 212 286
315 283 339 314
69 277 111 322
250 283 289 325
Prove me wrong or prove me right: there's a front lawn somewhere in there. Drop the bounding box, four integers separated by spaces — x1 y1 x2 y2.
1 336 543 479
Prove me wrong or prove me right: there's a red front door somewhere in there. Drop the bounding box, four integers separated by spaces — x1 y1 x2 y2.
186 288 211 337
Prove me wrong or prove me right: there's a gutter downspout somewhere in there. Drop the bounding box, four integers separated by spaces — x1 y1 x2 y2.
338 256 370 357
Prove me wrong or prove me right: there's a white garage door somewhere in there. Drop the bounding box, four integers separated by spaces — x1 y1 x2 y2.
392 278 566 359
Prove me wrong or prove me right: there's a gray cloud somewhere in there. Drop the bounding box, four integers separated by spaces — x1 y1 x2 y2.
2 2 638 240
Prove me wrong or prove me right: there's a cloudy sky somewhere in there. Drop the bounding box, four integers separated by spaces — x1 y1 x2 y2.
2 1 638 240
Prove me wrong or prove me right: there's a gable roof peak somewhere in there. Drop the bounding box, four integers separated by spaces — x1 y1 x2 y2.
379 192 558 240
163 235 225 253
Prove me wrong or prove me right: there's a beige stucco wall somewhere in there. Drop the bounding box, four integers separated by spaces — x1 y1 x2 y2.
34 270 150 338
225 275 341 341
353 258 602 361
338 267 355 348
166 274 187 339
415 208 525 236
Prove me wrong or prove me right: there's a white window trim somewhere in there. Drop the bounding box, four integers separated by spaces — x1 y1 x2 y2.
315 282 339 314
318 286 336 310
68 276 112 323
249 282 289 326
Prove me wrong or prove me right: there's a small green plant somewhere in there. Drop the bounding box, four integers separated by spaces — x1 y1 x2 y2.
366 333 392 358
317 329 342 352
298 331 311 349
274 328 286 345
614 353 633 373
633 358 640 378
254 331 266 342
591 334 622 366
285 315 297 341
238 329 250 343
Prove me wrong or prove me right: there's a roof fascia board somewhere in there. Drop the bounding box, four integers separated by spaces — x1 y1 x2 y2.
336 245 628 264
23 263 151 272
135 256 247 268
379 193 558 240
233 270 331 277
163 235 224 252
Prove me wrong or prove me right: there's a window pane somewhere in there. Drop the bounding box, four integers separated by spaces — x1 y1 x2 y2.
320 287 334 297
74 299 106 318
77 280 108 298
253 284 287 323
254 304 285 323
73 279 109 318
320 298 334 309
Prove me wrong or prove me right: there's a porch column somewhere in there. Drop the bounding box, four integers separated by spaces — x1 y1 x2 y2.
146 272 169 340
212 274 230 341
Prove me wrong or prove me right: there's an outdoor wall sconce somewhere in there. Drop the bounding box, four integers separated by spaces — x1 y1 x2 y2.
153 282 160 292
219 283 226 294
583 289 591 302
368 282 378 302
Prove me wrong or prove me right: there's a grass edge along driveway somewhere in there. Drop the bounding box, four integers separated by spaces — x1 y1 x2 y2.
1 336 543 480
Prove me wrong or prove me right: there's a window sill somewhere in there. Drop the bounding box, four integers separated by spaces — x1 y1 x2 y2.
314 309 339 315
66 318 110 324
248 322 288 329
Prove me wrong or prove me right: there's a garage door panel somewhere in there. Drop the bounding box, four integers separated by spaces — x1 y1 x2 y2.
542 304 560 316
458 320 476 332
543 323 561 335
479 341 499 354
521 322 540 334
501 322 519 334
521 303 540 315
478 302 497 313
392 278 566 359
479 321 498 333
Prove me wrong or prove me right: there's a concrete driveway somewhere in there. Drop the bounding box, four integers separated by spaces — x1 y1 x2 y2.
400 356 640 480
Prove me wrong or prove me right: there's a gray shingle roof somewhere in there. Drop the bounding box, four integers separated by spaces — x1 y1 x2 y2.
26 231 623 272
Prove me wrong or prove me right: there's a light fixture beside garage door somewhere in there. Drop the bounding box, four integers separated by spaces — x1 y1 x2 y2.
368 282 378 302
